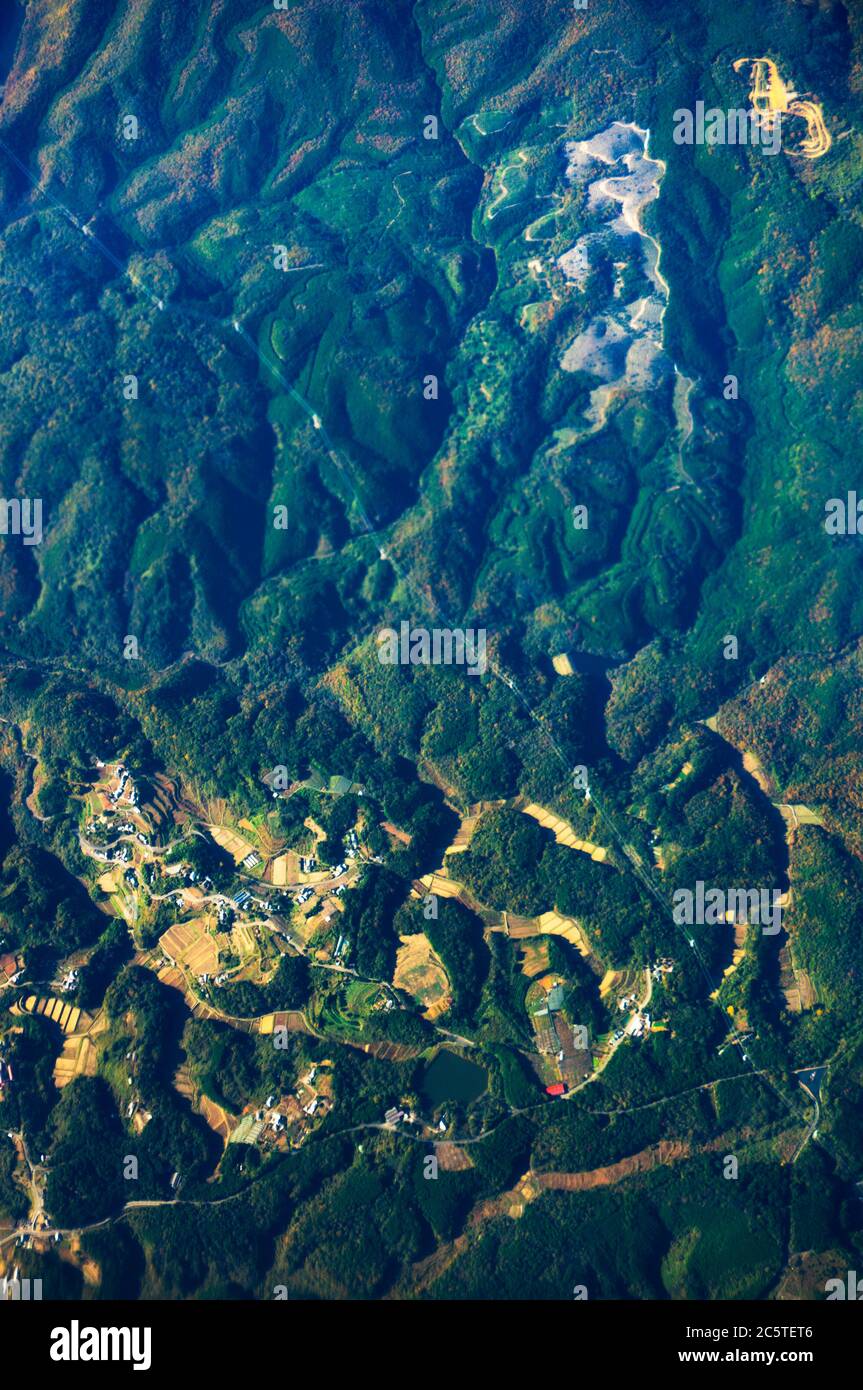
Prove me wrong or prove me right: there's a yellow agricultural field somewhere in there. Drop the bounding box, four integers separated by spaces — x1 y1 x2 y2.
444 813 479 854
535 910 586 948
394 933 451 1020
19 994 89 1035
779 804 824 828
232 924 257 958
521 803 608 861
414 872 463 900
209 822 257 864
599 969 619 999
54 1034 97 1088
742 749 771 796
270 851 299 886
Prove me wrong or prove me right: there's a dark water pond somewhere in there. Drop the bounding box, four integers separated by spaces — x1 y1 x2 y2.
422 1049 487 1107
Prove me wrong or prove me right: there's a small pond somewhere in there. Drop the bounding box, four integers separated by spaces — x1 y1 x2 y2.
422 1049 488 1108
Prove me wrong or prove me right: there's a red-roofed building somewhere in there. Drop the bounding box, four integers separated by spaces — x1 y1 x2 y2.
546 1082 566 1096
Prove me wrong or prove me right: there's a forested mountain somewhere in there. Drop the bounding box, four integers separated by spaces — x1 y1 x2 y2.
0 0 861 1309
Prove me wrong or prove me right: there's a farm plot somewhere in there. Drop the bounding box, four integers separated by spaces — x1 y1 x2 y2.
394 933 452 1021
159 920 221 975
209 822 258 864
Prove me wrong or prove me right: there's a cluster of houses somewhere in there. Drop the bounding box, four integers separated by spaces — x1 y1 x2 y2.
246 1069 334 1149
96 843 130 865
85 816 139 839
626 1012 651 1039
108 764 138 807
125 1097 150 1129
120 1050 151 1133
613 1012 652 1042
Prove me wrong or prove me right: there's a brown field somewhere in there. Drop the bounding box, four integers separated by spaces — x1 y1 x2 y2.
742 749 772 796
381 820 412 846
522 1129 799 1202
185 935 220 974
781 948 817 1013
291 905 326 947
174 1064 234 1142
174 1063 194 1101
159 919 198 960
521 1141 700 1199
519 939 551 978
209 822 257 864
0 951 21 985
199 1094 234 1142
394 933 451 1020
258 1010 310 1035
358 1039 421 1061
159 920 221 975
50 1007 106 1090
435 1142 474 1172
156 960 185 992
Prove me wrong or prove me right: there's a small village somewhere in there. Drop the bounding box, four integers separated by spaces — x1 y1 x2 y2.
0 744 691 1205
78 758 370 993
